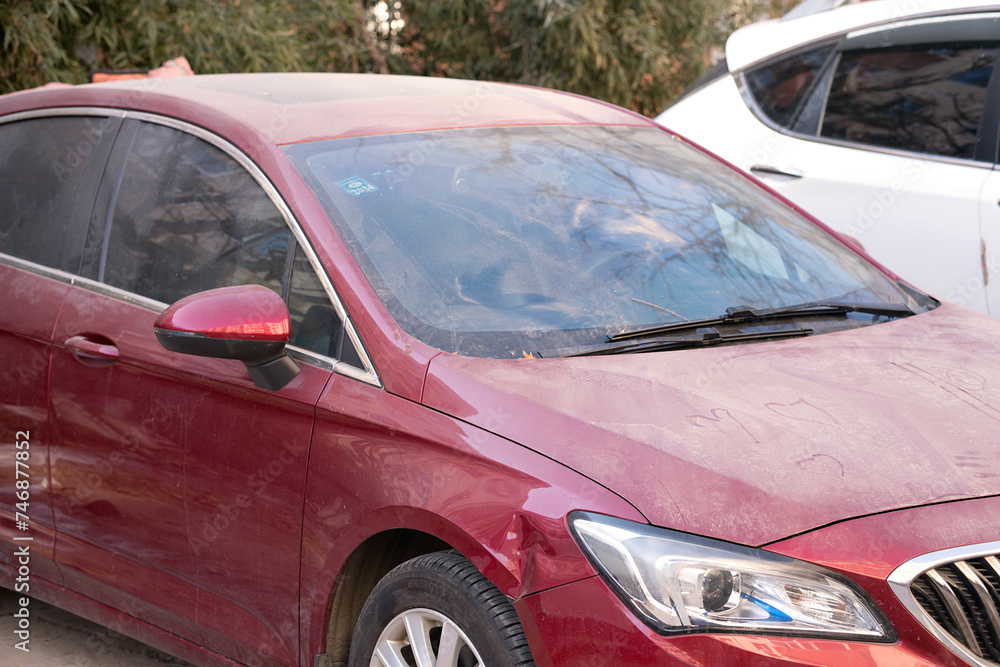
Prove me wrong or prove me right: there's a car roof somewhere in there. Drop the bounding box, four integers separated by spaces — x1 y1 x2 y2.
727 0 1000 70
0 73 650 145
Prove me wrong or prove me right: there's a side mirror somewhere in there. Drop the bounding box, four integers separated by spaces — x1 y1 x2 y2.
153 285 301 391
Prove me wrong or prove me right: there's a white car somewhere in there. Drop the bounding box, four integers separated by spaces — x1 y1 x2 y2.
657 0 1000 314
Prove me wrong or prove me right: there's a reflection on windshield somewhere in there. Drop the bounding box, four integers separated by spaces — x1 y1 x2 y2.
285 125 922 358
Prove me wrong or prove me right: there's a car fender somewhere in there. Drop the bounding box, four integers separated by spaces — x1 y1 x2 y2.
299 400 645 664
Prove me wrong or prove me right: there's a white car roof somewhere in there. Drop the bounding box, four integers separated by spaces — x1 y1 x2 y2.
727 0 1000 70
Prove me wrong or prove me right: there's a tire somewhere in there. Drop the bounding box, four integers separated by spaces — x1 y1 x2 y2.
349 551 535 667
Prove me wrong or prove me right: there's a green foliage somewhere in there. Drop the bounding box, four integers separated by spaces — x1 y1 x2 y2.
292 0 374 73
393 0 735 116
1 0 91 90
0 0 372 94
1 0 793 112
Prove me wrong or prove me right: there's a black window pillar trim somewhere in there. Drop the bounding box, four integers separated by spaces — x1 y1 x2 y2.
979 50 1000 165
96 120 139 284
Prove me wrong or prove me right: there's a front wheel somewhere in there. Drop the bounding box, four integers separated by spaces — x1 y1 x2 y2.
349 551 534 667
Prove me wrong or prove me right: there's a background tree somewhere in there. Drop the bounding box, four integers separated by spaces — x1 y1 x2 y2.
1 0 371 94
392 0 737 117
1 0 793 113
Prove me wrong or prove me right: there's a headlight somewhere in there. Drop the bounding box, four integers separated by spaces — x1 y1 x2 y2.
569 512 895 641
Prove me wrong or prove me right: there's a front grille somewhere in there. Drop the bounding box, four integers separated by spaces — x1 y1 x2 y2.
891 548 1000 667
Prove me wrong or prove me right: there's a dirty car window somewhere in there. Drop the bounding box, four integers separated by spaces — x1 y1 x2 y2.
285 125 918 358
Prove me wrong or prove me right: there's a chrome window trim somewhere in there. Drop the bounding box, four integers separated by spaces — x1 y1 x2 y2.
0 107 128 125
0 253 168 311
0 107 382 388
72 275 170 311
287 347 337 373
0 254 76 283
888 540 1000 667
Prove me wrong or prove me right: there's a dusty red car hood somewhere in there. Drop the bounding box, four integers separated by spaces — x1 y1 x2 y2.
421 302 1000 546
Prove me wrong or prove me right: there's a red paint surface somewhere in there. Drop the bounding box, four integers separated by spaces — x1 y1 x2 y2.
154 285 291 340
423 302 1000 546
519 573 951 667
0 264 67 586
49 285 329 666
0 74 648 145
3 74 1000 667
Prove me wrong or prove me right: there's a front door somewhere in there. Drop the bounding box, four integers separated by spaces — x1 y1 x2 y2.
47 117 339 666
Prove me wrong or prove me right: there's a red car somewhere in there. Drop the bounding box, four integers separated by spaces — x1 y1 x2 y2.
1 73 998 667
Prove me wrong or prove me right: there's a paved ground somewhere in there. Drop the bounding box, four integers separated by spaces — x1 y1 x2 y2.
0 587 193 666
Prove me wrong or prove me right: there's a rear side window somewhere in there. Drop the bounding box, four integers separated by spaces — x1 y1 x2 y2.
821 44 999 159
0 116 118 272
744 46 835 129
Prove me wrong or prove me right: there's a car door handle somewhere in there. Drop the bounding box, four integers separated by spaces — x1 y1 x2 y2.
750 164 804 178
65 335 120 365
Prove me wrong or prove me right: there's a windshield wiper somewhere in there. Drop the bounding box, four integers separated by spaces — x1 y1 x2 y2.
609 301 915 342
540 325 815 358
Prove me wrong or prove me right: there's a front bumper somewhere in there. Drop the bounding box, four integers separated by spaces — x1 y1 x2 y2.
517 495 1000 666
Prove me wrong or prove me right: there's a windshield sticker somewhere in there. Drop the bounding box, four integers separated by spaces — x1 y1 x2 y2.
714 203 789 281
336 176 378 196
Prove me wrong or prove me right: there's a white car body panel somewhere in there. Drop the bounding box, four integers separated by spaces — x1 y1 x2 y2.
979 170 1000 314
657 0 1000 314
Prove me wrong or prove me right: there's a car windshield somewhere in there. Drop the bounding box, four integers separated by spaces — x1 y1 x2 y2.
285 125 931 358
